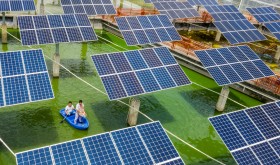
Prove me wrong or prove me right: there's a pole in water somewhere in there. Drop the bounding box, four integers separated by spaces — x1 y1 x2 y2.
53 43 60 77
127 97 140 126
2 12 7 44
216 85 230 111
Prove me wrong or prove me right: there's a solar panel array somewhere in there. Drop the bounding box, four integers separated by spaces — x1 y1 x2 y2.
209 101 280 165
61 0 116 16
194 45 274 86
188 0 218 6
0 49 54 107
247 7 280 23
18 14 98 46
16 121 185 165
153 2 200 19
264 22 280 41
92 47 191 100
115 15 181 46
204 5 267 44
0 0 35 12
144 0 177 3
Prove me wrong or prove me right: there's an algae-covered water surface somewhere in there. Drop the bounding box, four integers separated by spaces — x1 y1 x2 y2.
0 30 262 165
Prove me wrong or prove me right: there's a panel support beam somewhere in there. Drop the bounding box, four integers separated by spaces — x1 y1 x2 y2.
2 12 7 44
40 0 45 15
53 44 60 78
216 85 230 111
274 46 280 63
215 31 222 42
127 97 140 126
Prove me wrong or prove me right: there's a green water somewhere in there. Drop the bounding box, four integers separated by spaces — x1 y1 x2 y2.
0 29 262 165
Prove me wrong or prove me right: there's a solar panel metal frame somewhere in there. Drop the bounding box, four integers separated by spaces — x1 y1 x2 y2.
91 47 191 100
61 0 117 16
194 45 275 86
152 2 200 19
18 14 98 46
246 6 280 23
209 101 280 165
15 121 185 165
115 15 182 46
0 0 35 12
0 49 54 108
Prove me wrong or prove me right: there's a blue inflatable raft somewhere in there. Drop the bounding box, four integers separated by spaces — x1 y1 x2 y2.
60 109 89 130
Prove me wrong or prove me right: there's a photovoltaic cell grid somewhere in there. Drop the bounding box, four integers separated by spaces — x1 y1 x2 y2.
115 15 182 46
188 0 218 6
194 45 274 86
204 5 267 44
0 0 35 12
209 101 280 165
264 22 280 41
18 14 97 46
247 7 280 23
16 121 185 165
153 2 200 19
61 0 116 16
0 49 54 107
144 0 177 3
91 47 191 100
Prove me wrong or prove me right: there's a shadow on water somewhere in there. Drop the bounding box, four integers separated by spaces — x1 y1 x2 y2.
0 107 58 150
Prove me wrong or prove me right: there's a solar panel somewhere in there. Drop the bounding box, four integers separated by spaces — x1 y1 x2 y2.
264 22 280 41
188 0 218 6
0 0 35 12
115 15 181 46
204 5 267 44
61 0 116 16
18 14 98 46
194 45 274 86
0 49 54 107
247 7 280 23
16 121 185 165
144 0 177 3
209 101 280 165
153 2 200 19
92 47 191 100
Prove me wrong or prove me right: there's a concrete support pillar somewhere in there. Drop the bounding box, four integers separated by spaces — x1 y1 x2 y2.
274 46 280 63
13 16 17 29
215 31 222 42
197 6 200 11
53 44 60 77
127 98 140 126
40 0 45 15
216 86 230 111
188 24 191 32
2 12 7 44
258 24 263 33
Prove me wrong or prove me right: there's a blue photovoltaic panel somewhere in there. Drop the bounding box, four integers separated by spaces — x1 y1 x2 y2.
188 0 218 6
137 122 180 163
144 0 177 3
82 133 122 165
18 14 97 46
16 121 184 165
115 15 181 46
153 2 200 19
247 7 280 23
16 147 53 165
194 45 274 86
92 47 191 100
264 22 280 41
0 49 53 108
0 0 35 11
210 102 280 165
51 140 88 165
111 127 154 165
61 0 116 16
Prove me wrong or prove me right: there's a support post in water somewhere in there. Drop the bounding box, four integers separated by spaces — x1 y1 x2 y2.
127 98 140 126
13 16 17 29
40 0 45 15
215 31 222 42
2 12 7 44
53 43 60 77
216 85 230 111
258 24 263 33
274 46 280 63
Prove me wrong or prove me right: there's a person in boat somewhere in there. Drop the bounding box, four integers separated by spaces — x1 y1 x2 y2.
74 100 87 124
65 101 74 116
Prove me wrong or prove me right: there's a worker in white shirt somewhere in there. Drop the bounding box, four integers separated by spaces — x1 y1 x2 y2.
65 101 74 116
74 100 87 124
